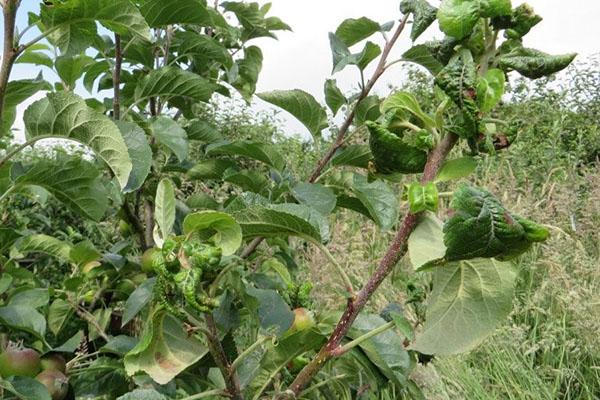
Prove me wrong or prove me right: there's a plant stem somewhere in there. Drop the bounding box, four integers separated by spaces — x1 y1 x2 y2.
112 34 122 120
231 335 272 371
306 14 409 184
180 389 227 400
330 321 394 357
0 135 51 169
0 0 19 126
238 15 410 259
284 133 459 397
203 314 243 400
315 242 354 295
143 200 155 249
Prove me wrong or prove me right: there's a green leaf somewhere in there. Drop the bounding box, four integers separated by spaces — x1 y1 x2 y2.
408 213 447 270
9 288 49 308
348 314 411 386
174 31 233 69
183 211 242 256
206 140 285 171
232 46 263 99
187 159 237 180
0 376 52 400
102 335 139 356
233 206 322 243
0 305 46 339
400 0 438 41
408 182 439 214
257 90 327 140
117 389 166 400
292 183 337 215
0 228 20 253
334 17 381 47
443 185 550 261
71 357 129 398
48 298 73 336
52 331 84 353
55 54 94 89
13 234 72 262
269 204 330 243
69 240 101 266
477 68 505 112
413 258 517 355
351 174 399 231
117 121 152 193
330 144 372 169
245 286 294 337
436 157 478 182
122 278 156 327
151 117 189 162
155 178 176 241
224 169 269 194
437 0 481 39
324 79 346 116
499 47 576 79
480 0 512 18
138 0 210 26
354 95 382 125
24 92 132 188
12 157 109 221
124 309 209 385
382 91 436 129
83 60 110 92
15 50 53 68
249 330 326 397
4 75 51 108
134 67 218 107
185 120 223 143
496 3 541 39
40 0 150 55
402 37 458 76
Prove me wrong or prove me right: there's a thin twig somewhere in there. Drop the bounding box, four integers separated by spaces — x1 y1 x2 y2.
112 34 122 120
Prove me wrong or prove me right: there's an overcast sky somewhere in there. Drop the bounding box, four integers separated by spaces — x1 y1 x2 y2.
4 0 599 140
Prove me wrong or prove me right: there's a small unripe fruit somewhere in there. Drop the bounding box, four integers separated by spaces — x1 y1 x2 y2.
36 370 69 400
0 348 41 377
118 220 132 236
40 354 66 374
114 279 136 300
289 308 316 333
140 248 161 274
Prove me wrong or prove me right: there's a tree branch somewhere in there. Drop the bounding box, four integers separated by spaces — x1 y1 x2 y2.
0 0 19 127
203 314 243 400
307 14 409 184
238 15 410 259
112 34 122 120
143 200 155 249
284 133 459 397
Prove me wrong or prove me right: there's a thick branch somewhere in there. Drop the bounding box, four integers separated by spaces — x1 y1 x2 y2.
285 133 459 396
204 314 243 400
112 34 122 120
0 0 19 126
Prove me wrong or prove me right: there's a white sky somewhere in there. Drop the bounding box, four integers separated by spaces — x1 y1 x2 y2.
5 0 600 140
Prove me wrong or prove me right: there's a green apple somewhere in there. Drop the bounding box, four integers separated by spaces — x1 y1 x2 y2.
0 347 41 377
40 353 66 373
36 370 69 400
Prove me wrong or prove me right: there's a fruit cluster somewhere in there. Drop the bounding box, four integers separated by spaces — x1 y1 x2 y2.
0 346 68 400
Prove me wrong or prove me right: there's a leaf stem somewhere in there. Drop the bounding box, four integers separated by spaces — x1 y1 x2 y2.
230 335 272 370
330 321 394 357
180 389 227 400
315 242 354 295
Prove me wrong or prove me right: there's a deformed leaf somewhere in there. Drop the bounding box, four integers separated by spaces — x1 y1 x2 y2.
183 211 242 256
437 0 481 39
499 47 576 79
443 185 550 261
477 68 506 112
413 258 517 355
400 0 438 41
408 182 439 214
402 37 458 75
